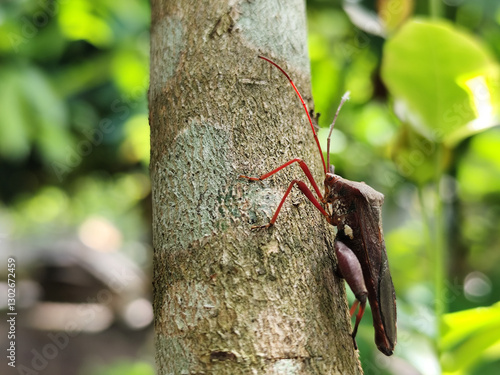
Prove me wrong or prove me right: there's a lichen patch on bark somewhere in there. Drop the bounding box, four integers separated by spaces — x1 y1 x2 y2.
150 16 184 97
153 120 234 253
236 0 310 73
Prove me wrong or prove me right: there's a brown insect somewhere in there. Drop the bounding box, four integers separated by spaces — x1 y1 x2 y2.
240 56 397 356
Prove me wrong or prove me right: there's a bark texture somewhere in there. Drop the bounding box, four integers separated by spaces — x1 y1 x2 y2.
150 0 363 374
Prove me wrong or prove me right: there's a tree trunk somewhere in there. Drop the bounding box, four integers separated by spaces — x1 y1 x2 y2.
150 0 363 374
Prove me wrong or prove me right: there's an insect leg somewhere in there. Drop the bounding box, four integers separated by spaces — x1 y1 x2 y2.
335 241 368 350
251 179 329 229
349 300 359 316
240 158 324 201
350 296 366 350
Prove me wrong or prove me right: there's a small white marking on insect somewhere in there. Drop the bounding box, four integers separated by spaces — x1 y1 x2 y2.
344 224 354 239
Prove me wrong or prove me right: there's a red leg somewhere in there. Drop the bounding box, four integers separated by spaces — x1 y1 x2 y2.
252 179 329 229
239 158 324 201
350 296 367 350
349 300 359 317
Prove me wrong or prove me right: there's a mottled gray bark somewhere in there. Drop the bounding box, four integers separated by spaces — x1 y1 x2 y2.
150 0 363 374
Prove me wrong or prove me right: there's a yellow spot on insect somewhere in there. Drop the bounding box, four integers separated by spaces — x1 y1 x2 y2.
344 224 354 239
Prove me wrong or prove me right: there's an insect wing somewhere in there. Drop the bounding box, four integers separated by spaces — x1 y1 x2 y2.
354 193 397 355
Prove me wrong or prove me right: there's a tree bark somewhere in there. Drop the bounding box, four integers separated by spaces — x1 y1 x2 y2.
150 0 363 374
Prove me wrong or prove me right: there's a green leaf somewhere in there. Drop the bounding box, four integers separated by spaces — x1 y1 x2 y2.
381 18 500 146
441 302 500 373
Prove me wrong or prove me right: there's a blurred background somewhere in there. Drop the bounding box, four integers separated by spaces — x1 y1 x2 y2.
0 0 153 374
0 0 500 374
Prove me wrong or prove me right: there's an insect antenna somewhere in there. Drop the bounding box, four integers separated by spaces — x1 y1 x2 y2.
258 56 327 175
326 92 350 173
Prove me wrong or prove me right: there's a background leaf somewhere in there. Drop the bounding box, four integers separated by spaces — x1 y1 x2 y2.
382 18 500 145
441 303 500 374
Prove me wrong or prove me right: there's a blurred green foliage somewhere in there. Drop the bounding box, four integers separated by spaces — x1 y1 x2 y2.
0 0 151 373
80 360 155 375
0 0 150 248
2 0 500 374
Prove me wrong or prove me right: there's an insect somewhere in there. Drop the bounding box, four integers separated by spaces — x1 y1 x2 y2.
239 56 397 356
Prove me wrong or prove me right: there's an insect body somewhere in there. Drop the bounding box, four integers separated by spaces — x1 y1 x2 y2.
240 56 397 356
